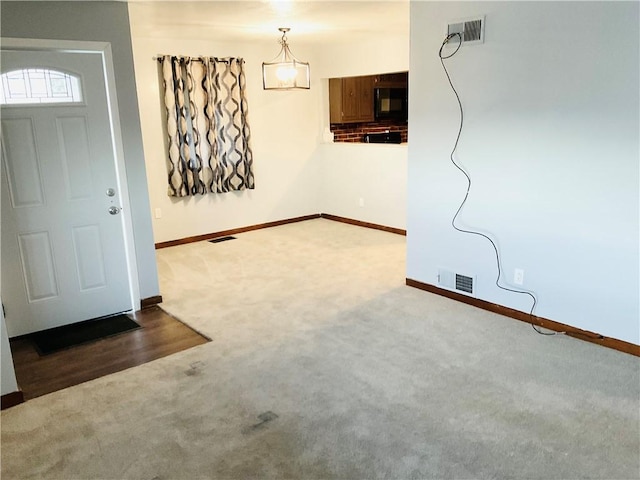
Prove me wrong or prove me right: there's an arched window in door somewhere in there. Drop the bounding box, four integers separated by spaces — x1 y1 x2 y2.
0 68 82 105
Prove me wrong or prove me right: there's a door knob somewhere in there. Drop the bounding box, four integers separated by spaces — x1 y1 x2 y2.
108 206 121 215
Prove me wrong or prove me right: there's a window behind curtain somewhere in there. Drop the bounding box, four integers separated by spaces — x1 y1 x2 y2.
158 56 254 197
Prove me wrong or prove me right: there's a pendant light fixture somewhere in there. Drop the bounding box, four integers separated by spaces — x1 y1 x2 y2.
262 28 310 90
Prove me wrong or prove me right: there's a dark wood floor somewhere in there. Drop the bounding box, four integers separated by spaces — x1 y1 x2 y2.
9 306 210 400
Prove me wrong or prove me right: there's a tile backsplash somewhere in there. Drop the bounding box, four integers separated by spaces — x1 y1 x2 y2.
330 120 408 143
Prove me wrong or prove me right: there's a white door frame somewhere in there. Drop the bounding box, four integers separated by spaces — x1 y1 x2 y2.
1 37 140 313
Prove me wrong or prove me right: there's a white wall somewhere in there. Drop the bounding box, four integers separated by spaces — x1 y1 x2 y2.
319 143 407 230
313 35 409 80
407 2 639 344
316 35 409 229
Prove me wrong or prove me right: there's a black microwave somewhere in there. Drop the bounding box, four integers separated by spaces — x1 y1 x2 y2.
374 87 408 121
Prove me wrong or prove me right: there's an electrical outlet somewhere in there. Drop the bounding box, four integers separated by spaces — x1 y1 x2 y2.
358 197 364 207
514 268 524 285
155 208 162 219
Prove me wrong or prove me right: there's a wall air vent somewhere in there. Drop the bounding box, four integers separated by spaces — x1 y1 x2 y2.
455 274 474 294
438 268 476 296
447 16 485 46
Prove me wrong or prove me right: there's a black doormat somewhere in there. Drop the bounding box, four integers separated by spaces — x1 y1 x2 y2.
30 314 140 356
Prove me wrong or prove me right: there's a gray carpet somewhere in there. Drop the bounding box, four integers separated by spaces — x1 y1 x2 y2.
2 219 639 479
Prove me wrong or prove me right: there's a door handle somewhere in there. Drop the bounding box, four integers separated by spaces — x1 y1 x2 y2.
108 206 121 215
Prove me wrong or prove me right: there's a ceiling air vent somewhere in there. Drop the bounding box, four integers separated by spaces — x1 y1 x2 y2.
438 268 475 296
447 16 485 45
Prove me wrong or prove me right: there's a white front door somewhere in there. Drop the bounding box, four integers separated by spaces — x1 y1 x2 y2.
1 49 132 337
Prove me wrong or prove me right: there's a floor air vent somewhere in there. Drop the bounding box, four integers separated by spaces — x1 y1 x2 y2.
438 269 475 296
208 236 236 244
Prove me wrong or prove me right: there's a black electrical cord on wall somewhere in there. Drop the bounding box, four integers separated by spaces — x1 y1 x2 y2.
438 33 558 336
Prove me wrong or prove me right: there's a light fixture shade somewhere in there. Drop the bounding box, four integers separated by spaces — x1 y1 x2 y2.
262 28 310 90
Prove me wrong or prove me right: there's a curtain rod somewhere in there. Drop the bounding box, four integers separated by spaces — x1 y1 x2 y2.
153 55 243 64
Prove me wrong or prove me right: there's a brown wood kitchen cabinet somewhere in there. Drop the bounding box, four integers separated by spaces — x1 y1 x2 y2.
329 75 374 124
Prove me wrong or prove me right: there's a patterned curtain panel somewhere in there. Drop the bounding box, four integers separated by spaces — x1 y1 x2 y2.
159 56 255 197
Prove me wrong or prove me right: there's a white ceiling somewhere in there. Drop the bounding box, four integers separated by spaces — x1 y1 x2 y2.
127 0 410 44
